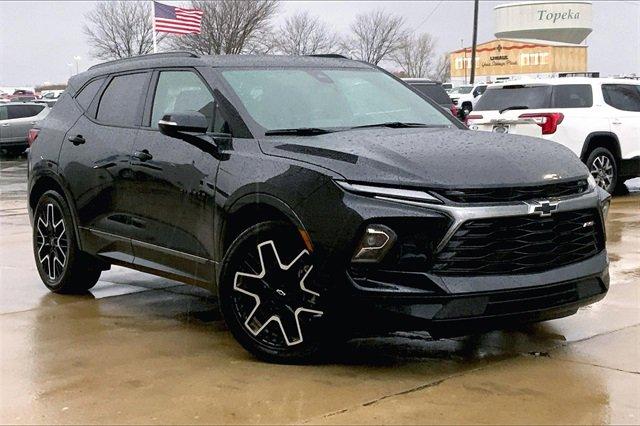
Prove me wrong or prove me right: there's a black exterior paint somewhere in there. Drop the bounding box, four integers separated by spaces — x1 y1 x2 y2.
28 54 608 333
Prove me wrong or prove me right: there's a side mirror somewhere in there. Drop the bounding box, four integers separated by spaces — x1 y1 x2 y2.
158 111 209 138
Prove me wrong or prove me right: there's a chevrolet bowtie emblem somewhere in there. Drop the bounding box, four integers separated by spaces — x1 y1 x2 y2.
527 200 559 217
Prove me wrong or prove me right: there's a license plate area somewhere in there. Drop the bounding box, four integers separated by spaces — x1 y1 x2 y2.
492 124 510 134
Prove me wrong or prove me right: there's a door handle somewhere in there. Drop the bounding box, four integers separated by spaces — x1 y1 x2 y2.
68 135 86 145
132 149 153 162
1 123 9 127
612 119 622 125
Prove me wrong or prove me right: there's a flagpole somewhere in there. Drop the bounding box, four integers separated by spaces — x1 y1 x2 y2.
151 1 157 53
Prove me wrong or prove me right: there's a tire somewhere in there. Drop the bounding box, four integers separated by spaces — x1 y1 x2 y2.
218 221 329 363
33 190 101 294
586 147 618 194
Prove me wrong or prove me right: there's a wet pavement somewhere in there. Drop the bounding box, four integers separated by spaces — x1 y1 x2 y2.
1 155 639 424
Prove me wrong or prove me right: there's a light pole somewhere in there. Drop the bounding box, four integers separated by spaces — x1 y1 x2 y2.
73 56 81 74
469 0 479 84
67 63 74 78
461 39 467 85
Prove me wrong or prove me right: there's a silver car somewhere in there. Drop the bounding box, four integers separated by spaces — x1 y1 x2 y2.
0 102 50 154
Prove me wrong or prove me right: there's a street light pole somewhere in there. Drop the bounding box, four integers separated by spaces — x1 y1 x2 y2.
73 56 81 74
469 0 479 84
461 38 467 85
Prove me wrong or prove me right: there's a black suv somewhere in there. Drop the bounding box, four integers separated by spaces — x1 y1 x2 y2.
28 52 611 362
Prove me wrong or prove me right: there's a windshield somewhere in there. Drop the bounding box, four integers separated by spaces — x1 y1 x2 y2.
450 86 473 94
221 68 452 132
475 85 552 111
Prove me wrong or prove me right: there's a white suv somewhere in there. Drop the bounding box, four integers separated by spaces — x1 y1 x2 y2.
467 78 640 193
449 83 488 116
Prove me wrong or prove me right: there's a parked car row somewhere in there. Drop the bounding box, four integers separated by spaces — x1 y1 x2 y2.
0 89 64 107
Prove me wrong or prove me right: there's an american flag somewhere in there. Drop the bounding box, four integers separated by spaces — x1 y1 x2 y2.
154 1 203 35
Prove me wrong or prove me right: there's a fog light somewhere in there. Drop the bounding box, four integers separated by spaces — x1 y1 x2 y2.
352 224 396 263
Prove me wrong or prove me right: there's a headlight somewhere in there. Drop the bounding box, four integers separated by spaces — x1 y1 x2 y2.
335 181 442 205
587 174 597 191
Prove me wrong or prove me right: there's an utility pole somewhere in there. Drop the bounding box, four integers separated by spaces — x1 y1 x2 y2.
469 0 479 84
461 38 467 84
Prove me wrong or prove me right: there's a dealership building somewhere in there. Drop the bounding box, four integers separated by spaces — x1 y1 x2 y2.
450 1 593 84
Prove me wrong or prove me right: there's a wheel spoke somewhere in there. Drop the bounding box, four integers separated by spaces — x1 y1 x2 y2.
35 202 68 281
233 240 322 347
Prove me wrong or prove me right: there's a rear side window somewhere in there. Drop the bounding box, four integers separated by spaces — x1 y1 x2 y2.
553 84 592 108
97 73 148 126
0 106 7 120
475 85 552 111
75 78 104 110
150 71 214 129
7 104 44 119
411 84 451 105
602 84 640 111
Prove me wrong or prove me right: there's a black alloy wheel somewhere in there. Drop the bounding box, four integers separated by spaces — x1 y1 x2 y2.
33 190 101 293
219 221 328 363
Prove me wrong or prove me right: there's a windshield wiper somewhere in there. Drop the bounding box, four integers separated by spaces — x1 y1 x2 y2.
499 105 529 114
350 122 435 129
264 127 336 136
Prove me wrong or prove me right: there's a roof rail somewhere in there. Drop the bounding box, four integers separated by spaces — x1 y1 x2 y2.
558 72 600 78
88 51 199 71
306 54 349 59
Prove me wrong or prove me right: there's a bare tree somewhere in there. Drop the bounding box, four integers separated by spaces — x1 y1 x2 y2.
274 11 340 55
84 1 159 60
391 33 436 78
342 9 408 65
432 54 451 82
169 0 280 55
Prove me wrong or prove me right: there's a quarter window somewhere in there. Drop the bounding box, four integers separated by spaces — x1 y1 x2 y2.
75 78 104 110
0 106 7 120
151 71 214 129
553 84 593 108
97 73 148 126
602 84 640 112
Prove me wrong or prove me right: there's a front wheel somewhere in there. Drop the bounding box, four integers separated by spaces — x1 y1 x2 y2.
587 147 618 194
33 190 102 293
218 221 329 363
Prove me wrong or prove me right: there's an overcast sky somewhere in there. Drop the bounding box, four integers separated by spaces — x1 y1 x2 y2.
1 1 638 86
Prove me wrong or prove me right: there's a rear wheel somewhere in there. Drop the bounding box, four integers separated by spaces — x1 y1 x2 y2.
33 190 101 293
587 147 618 193
219 221 329 363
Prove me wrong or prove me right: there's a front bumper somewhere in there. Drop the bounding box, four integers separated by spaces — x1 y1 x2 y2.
345 251 609 336
322 182 610 336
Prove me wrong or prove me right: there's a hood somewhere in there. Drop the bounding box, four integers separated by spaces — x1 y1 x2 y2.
259 128 589 188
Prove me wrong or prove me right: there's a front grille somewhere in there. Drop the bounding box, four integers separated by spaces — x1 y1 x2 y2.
432 209 604 275
435 179 588 203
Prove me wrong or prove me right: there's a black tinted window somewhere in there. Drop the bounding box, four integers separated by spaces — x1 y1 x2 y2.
97 73 148 126
7 104 43 119
411 84 451 105
602 84 640 112
151 71 214 129
475 85 552 111
553 84 592 108
76 78 104 110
